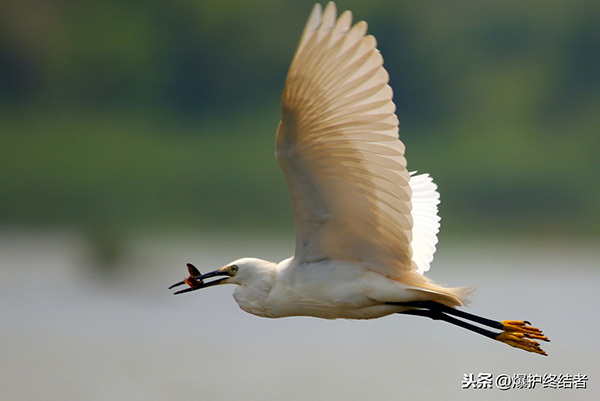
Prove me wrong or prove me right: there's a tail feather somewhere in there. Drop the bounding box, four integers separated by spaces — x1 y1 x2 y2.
400 271 472 307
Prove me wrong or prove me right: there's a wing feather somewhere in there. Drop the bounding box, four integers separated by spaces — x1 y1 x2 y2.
277 2 439 279
409 172 441 274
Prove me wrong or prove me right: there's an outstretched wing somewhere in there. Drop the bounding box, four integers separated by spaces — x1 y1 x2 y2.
277 2 423 278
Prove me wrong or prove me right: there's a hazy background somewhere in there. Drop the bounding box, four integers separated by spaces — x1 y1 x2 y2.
1 0 598 400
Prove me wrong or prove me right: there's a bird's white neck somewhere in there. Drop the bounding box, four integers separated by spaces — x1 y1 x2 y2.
231 258 278 317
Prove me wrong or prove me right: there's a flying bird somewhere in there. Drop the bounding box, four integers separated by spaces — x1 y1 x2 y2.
170 2 549 355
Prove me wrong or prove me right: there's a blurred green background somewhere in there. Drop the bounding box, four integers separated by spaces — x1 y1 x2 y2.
1 0 599 239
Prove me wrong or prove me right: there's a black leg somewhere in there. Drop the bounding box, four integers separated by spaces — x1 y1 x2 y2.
398 308 499 340
389 300 549 356
388 300 504 330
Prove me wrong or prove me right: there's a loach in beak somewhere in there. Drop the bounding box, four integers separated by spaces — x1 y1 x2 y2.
169 263 231 295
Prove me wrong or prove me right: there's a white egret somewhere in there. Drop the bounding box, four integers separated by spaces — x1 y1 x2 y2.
170 2 549 355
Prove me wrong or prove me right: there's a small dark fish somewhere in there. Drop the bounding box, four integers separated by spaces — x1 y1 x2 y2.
184 263 203 288
186 263 202 278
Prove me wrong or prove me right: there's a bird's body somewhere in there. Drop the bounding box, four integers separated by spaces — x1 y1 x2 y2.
228 257 461 320
170 2 549 355
229 258 408 320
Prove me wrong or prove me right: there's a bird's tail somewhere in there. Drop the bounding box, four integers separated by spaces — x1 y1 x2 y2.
399 271 473 308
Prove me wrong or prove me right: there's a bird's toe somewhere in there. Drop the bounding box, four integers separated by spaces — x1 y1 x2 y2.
501 320 549 341
496 320 549 356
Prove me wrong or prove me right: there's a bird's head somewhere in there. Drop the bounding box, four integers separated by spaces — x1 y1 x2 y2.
169 257 276 294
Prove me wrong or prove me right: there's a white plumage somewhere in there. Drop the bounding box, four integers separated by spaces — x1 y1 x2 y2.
170 2 549 356
409 172 441 274
275 2 462 306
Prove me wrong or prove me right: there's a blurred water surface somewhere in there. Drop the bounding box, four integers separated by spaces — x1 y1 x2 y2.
0 230 598 401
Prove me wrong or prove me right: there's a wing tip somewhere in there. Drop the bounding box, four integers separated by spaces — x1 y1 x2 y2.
322 2 337 30
308 3 323 31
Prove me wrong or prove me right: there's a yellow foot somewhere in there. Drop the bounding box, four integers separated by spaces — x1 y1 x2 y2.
501 320 549 341
496 320 550 356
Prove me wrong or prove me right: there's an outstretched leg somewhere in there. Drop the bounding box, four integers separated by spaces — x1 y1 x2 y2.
388 301 549 356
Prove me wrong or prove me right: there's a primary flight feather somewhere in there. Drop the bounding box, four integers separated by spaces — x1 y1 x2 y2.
170 2 549 356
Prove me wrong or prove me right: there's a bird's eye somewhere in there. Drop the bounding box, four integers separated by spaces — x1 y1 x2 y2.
230 265 238 273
